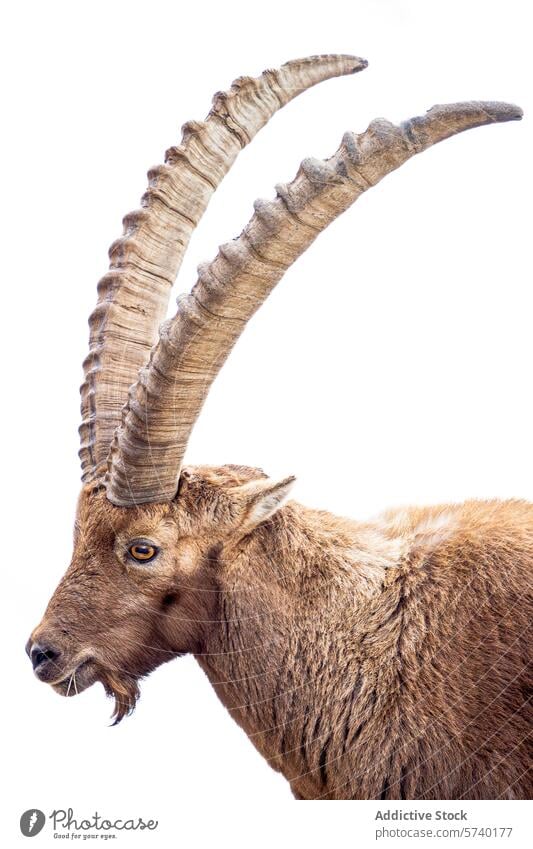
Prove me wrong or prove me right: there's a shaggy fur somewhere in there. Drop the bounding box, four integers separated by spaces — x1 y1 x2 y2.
30 465 532 799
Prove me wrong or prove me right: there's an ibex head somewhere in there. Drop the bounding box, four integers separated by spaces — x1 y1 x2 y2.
28 464 292 721
27 54 521 721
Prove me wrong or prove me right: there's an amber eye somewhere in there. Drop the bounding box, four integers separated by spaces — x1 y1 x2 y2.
128 540 159 564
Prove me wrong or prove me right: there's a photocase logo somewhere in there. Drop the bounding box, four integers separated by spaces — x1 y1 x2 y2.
20 809 45 837
19 806 159 837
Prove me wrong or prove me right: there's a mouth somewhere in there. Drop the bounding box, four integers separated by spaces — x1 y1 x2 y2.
50 659 98 696
50 659 140 723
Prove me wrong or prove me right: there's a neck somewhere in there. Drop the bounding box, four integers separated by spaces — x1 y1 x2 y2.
196 501 405 799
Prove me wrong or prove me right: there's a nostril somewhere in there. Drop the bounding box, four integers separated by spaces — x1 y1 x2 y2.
30 642 61 671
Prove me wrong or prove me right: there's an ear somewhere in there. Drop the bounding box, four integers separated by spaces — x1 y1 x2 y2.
237 475 296 535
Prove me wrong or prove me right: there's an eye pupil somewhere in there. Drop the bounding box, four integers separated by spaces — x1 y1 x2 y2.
128 542 158 563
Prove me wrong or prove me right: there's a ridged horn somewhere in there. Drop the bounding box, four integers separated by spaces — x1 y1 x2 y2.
79 54 368 482
105 101 522 505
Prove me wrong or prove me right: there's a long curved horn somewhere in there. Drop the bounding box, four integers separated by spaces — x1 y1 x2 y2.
79 54 367 482
106 101 522 505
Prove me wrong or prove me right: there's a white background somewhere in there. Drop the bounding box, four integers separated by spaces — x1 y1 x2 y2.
2 0 531 845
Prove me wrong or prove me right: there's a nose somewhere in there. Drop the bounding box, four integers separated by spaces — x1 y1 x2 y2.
25 638 62 675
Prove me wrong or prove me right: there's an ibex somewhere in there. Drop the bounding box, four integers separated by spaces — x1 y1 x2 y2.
27 55 531 800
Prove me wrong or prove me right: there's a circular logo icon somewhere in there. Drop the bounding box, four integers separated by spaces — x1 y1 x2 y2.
20 810 46 837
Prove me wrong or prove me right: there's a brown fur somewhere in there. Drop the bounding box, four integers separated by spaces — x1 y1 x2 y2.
30 465 532 799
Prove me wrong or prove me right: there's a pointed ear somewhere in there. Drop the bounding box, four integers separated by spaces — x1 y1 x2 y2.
237 475 296 535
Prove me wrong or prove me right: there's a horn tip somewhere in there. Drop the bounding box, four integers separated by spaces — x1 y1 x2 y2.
338 54 368 73
353 56 369 72
281 53 368 80
437 100 523 123
479 101 523 122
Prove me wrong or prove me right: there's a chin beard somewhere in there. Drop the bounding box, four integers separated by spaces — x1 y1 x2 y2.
100 670 141 724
